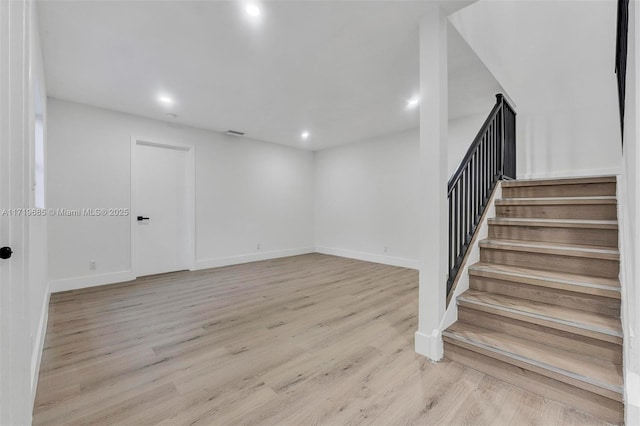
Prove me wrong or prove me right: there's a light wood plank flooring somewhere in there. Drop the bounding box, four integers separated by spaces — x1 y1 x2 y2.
33 254 611 425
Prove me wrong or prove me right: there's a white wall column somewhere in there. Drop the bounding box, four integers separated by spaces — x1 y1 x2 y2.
414 6 448 361
622 1 640 423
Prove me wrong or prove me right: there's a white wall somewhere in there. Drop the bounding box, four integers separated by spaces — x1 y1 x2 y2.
313 110 493 271
448 112 489 177
47 93 492 286
48 101 491 286
450 0 622 179
314 128 420 268
620 1 640 423
47 99 315 289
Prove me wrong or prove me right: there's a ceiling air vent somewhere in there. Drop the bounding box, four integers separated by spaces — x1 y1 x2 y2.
225 130 245 137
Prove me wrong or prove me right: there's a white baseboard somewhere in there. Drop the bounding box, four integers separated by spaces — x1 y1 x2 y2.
415 329 443 362
49 249 317 292
626 371 640 426
627 403 640 426
50 271 136 293
315 246 419 270
194 247 315 271
518 166 622 180
31 282 50 404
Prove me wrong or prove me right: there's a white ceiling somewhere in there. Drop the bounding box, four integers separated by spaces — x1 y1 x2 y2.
37 0 501 150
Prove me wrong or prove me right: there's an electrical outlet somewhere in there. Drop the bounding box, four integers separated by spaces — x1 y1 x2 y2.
256 243 261 250
383 246 388 253
89 261 96 270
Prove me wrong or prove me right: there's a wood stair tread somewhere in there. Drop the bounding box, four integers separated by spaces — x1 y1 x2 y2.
444 322 624 397
496 196 617 206
458 289 622 338
469 262 621 294
488 217 618 229
479 238 619 260
446 176 623 422
502 176 616 188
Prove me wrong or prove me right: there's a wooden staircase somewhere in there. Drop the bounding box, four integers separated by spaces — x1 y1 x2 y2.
443 176 624 424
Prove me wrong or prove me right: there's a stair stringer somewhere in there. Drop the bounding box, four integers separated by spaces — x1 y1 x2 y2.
439 182 503 335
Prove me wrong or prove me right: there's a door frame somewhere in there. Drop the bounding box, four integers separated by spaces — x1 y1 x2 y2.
1 0 33 423
130 137 196 277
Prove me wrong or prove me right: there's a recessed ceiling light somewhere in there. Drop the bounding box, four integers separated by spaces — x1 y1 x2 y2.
406 96 420 109
301 131 310 140
245 4 261 17
158 95 174 106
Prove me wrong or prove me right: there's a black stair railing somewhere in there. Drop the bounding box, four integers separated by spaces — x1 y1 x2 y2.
447 93 516 297
615 0 629 144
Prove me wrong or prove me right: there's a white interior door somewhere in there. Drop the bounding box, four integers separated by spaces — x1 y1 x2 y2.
0 0 32 423
133 141 191 277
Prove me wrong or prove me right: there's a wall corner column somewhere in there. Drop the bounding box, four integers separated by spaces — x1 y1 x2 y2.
414 6 448 362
